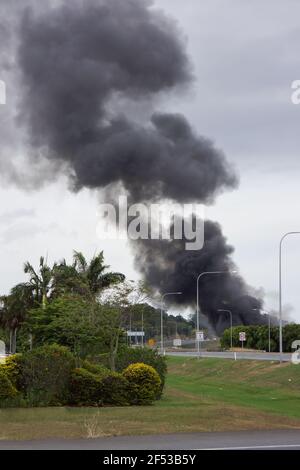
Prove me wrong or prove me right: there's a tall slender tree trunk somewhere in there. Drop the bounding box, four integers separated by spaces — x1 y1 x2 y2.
109 332 120 372
12 328 17 354
9 330 13 354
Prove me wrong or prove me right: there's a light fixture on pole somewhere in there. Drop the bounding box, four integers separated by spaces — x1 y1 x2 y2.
253 308 271 353
279 232 300 362
218 309 233 349
160 292 182 355
196 271 237 358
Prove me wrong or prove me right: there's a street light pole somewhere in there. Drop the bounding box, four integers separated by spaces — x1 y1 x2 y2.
160 292 182 355
141 309 144 348
196 271 236 358
218 309 233 349
279 232 300 362
253 308 271 353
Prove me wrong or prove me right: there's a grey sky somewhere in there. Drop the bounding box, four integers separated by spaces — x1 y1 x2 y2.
0 0 300 320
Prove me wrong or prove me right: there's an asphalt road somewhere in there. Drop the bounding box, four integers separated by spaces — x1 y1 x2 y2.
1 430 300 450
167 351 292 362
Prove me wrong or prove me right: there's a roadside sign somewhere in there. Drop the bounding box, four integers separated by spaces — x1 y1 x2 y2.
196 331 204 342
127 331 145 337
239 332 246 342
173 338 182 347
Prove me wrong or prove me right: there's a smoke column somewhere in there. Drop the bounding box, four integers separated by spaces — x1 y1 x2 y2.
9 0 264 330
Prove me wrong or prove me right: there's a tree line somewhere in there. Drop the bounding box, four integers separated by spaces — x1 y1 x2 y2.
0 250 193 368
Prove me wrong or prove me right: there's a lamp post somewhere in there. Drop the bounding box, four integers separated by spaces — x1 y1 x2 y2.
279 232 300 362
253 308 271 353
218 309 233 349
196 271 236 358
160 292 182 355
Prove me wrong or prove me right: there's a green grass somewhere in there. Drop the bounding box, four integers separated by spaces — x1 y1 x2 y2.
167 357 300 418
1 357 300 440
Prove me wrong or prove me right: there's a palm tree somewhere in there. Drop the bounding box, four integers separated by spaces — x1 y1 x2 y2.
51 259 90 298
72 251 125 298
24 256 52 308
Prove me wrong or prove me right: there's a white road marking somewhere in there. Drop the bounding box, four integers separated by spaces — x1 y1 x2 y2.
199 444 300 450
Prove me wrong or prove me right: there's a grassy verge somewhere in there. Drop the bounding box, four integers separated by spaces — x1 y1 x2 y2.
1 357 300 440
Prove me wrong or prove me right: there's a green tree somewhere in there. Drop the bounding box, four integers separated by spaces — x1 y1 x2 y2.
73 250 125 298
24 256 52 308
0 283 35 353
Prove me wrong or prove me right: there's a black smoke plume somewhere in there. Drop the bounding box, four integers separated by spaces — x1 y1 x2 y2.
13 0 264 329
132 219 263 333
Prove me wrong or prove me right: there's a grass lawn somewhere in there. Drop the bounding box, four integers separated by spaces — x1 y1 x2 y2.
1 357 300 440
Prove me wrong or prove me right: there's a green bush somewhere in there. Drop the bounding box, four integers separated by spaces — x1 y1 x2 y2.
101 372 130 406
221 324 300 352
123 362 161 405
82 360 110 378
0 369 17 401
0 354 23 388
20 344 75 406
69 368 102 406
116 347 167 398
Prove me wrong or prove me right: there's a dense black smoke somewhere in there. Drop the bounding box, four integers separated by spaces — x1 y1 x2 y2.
17 0 236 203
14 0 264 329
132 219 263 333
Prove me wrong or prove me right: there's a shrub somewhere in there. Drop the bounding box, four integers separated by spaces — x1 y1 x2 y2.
69 368 102 406
221 324 300 352
0 369 17 401
0 354 23 388
82 360 110 378
20 344 75 406
123 363 161 405
116 347 167 398
101 372 130 406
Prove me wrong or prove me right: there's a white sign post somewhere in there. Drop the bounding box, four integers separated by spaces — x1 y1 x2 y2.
239 331 246 349
196 330 204 359
196 331 204 342
173 338 182 348
127 331 145 346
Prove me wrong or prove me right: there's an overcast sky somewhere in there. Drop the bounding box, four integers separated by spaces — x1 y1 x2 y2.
0 0 300 321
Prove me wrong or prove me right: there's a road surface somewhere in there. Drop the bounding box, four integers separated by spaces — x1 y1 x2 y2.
166 351 292 362
1 430 300 449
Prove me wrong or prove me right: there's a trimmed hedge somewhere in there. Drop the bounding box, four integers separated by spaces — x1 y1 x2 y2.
82 360 110 378
69 368 102 406
123 363 161 405
20 344 76 406
101 372 130 406
0 354 23 388
116 347 167 398
0 369 17 401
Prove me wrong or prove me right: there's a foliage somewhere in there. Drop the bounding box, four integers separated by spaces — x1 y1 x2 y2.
26 296 108 358
101 372 130 406
19 344 75 406
81 360 110 377
0 354 23 388
220 324 300 352
123 363 161 405
116 347 167 397
52 251 125 300
69 366 130 407
0 369 17 401
69 368 103 406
